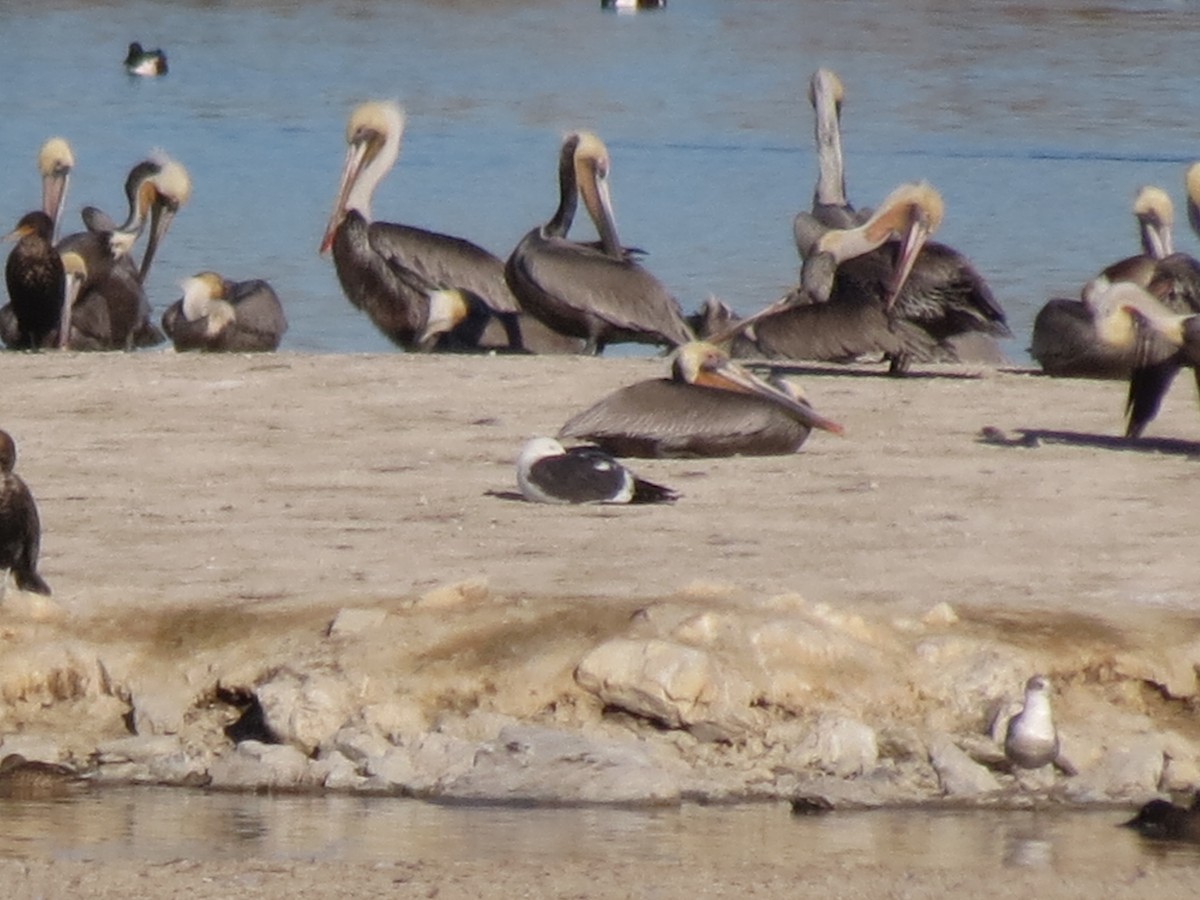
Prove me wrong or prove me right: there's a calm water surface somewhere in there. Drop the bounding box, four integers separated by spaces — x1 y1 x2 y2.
2 788 1199 874
4 1 1200 358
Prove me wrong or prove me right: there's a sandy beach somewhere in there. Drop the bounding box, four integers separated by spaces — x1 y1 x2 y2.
1 350 1199 896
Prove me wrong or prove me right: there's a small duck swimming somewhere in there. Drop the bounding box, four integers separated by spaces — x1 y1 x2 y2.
0 753 88 798
124 42 168 77
1122 797 1200 842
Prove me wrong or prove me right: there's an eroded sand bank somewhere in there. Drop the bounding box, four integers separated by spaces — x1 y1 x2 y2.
0 351 1198 894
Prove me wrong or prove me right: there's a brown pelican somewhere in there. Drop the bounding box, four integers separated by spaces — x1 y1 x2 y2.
3 212 65 350
0 429 50 596
1112 285 1200 437
558 341 842 458
319 100 553 353
1032 182 1200 378
161 272 288 352
38 137 74 242
53 156 188 350
124 42 168 76
757 183 1007 374
516 437 678 504
798 68 865 243
505 130 694 355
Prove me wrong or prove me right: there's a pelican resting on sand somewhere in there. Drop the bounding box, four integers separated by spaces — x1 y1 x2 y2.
516 437 679 504
1032 177 1200 378
162 272 287 352
749 183 1006 373
0 429 50 596
320 100 571 353
558 341 843 458
505 130 694 354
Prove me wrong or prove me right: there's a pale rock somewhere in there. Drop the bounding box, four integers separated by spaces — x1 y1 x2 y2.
1065 735 1165 802
147 750 211 786
208 740 316 790
256 670 354 754
128 679 196 735
0 735 65 764
1113 641 1200 700
671 611 734 647
928 733 1002 796
574 638 757 741
315 750 365 790
922 602 959 627
360 700 428 741
328 607 388 638
0 591 66 622
366 732 477 795
805 716 879 777
327 725 391 764
95 734 186 764
1160 732 1200 792
437 724 682 805
413 577 489 609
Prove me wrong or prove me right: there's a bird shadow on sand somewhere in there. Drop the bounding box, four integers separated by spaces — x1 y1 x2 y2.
485 490 525 503
753 361 985 381
978 427 1200 459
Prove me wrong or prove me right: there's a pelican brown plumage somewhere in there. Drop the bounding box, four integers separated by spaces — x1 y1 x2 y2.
162 272 288 352
755 182 1006 374
0 429 50 596
505 130 694 355
1110 284 1200 437
799 68 865 242
319 100 560 353
557 341 843 458
52 156 188 350
1032 180 1200 379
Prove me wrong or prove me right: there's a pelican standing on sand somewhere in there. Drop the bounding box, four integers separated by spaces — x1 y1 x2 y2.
162 272 287 352
558 341 842 458
800 68 864 238
319 100 547 353
0 429 50 596
1031 185 1173 378
1032 178 1200 379
505 130 694 355
1111 284 1200 437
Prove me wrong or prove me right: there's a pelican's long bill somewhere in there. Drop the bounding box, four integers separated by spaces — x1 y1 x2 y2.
319 138 370 254
678 342 845 436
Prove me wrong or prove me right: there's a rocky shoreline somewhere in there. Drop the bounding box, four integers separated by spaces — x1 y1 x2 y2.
3 580 1198 810
0 353 1197 811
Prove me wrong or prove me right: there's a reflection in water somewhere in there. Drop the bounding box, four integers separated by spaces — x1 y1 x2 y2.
2 788 1200 873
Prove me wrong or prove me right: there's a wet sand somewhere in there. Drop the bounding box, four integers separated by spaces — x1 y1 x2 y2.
1 350 1199 896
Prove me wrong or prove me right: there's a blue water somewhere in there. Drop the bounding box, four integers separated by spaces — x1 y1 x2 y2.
4 0 1200 357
